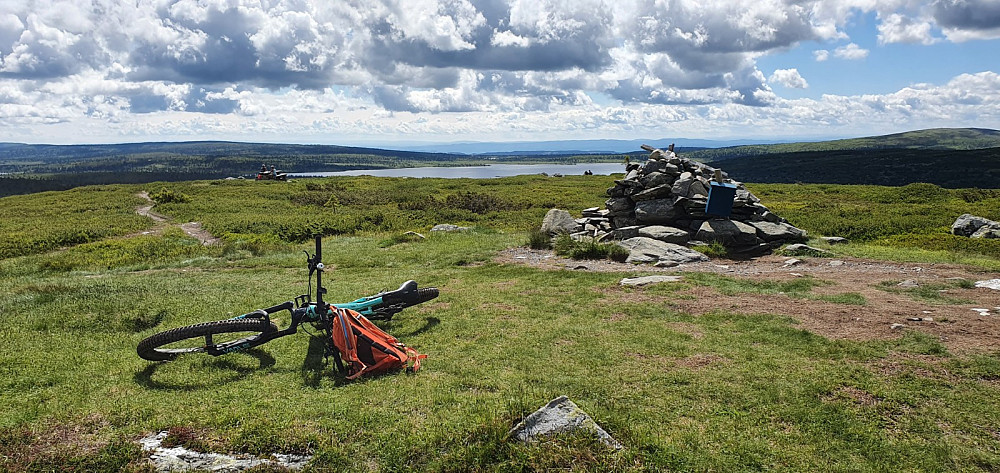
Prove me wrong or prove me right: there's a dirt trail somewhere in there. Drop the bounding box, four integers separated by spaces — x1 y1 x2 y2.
134 192 219 245
497 248 1000 354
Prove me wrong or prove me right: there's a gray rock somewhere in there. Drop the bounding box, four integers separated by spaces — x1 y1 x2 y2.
760 210 781 223
634 199 680 224
617 237 710 264
631 184 674 202
975 279 1000 290
540 209 580 235
749 221 807 242
605 197 634 215
431 224 470 232
671 174 709 198
140 431 311 472
637 225 690 244
509 396 622 449
952 214 1000 237
695 220 761 248
620 275 684 286
613 215 638 228
898 280 919 288
639 171 673 188
641 160 667 175
972 225 1000 239
821 236 849 245
612 225 642 240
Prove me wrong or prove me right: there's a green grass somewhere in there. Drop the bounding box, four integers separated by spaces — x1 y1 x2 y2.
2 176 1000 470
2 231 999 471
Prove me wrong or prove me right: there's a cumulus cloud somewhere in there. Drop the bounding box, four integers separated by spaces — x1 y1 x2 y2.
833 43 869 60
878 13 937 44
0 0 998 142
769 69 808 89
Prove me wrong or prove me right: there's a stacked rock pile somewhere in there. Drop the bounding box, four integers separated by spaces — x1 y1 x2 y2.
542 144 808 265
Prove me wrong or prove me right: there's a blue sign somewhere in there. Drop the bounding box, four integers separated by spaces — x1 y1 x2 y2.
706 181 737 217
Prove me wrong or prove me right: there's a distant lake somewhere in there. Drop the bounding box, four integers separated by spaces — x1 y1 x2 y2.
289 162 626 179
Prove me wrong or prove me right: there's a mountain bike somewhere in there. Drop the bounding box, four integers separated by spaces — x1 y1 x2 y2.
136 236 438 362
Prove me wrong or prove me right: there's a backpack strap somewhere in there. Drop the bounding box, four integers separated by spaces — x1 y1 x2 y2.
404 346 427 373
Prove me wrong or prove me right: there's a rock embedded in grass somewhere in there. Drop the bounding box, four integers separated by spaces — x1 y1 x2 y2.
509 395 622 449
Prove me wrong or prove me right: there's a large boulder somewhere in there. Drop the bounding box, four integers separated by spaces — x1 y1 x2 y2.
749 221 807 243
616 237 709 265
540 209 580 235
694 220 762 248
952 213 1000 239
952 214 1000 237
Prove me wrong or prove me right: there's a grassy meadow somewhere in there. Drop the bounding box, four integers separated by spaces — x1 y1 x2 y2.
2 175 1000 471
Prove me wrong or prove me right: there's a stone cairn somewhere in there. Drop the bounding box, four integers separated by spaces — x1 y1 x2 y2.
543 144 808 265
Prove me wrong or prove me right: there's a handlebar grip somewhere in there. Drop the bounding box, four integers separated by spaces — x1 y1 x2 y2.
263 301 294 314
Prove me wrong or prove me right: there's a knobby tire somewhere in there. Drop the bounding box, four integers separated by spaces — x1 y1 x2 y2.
136 318 278 361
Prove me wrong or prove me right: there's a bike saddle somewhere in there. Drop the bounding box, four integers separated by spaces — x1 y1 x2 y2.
379 280 418 305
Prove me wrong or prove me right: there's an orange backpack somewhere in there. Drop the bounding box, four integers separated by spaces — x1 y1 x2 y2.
329 306 426 379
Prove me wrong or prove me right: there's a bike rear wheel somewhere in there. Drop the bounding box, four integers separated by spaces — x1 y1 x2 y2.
137 319 278 361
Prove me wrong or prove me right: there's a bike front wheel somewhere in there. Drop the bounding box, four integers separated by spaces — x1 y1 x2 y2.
137 319 278 361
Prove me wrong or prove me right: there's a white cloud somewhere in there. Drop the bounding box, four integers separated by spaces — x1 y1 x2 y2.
833 43 869 60
0 1 997 144
878 13 937 44
769 69 808 89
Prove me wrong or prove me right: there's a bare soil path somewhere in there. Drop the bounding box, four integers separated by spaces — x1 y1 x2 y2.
497 248 1000 354
133 192 219 245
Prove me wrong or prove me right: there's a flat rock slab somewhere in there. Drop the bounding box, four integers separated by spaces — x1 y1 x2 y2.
140 431 311 472
975 279 1000 290
620 275 684 286
617 237 709 265
431 224 470 232
509 396 622 449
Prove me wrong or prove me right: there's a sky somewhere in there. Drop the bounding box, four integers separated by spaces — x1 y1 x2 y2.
1 0 999 146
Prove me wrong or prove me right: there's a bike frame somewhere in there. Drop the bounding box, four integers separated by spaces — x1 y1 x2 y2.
205 236 342 356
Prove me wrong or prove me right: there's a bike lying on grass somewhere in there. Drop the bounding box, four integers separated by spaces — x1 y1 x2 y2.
137 236 438 377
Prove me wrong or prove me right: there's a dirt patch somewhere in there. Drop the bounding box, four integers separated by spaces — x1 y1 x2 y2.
823 386 881 406
868 353 956 383
180 221 220 246
133 192 218 245
497 248 1000 354
674 353 728 370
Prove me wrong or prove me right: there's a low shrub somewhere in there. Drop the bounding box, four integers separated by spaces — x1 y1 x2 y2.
553 234 629 261
527 229 552 250
149 187 191 204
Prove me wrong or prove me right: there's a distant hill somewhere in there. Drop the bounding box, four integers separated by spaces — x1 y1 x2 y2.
400 138 786 155
688 128 1000 162
714 147 1000 189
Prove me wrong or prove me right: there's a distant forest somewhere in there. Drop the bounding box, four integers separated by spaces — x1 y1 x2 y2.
0 141 625 197
2 128 999 197
715 147 1000 189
